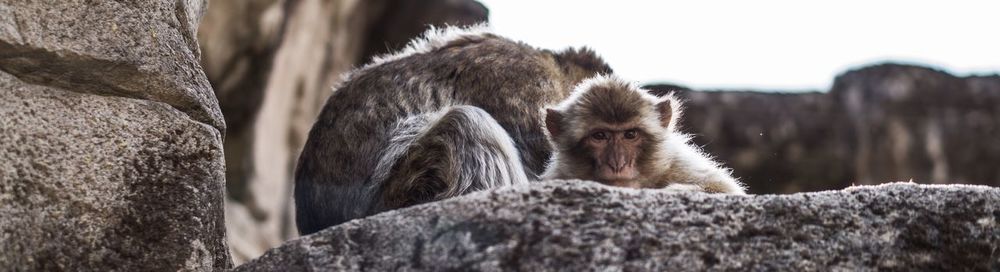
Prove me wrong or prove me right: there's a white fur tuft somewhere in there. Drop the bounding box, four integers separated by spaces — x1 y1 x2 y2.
367 23 494 69
332 23 495 93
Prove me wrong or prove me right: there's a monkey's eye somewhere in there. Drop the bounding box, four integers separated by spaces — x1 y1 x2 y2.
591 131 609 141
624 129 638 139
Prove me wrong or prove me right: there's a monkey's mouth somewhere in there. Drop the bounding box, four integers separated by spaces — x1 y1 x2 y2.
595 167 639 185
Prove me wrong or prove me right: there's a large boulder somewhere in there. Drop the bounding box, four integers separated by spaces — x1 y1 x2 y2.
0 0 229 270
236 181 999 271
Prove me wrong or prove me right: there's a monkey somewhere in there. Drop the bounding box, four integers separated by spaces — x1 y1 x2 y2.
541 75 746 194
294 24 613 235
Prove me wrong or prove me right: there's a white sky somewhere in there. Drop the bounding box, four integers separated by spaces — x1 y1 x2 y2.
478 0 1000 90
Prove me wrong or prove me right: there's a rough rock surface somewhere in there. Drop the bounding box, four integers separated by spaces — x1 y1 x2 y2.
647 63 1000 194
198 0 488 263
0 0 223 131
0 0 229 270
236 181 999 271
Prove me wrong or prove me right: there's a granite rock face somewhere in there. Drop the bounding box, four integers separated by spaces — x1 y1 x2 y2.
236 181 999 271
0 0 229 270
197 0 488 263
648 63 1000 194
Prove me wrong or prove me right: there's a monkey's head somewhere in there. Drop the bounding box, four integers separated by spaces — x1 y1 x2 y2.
544 75 680 187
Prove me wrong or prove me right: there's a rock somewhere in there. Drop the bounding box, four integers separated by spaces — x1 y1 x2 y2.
646 63 1000 194
0 0 229 270
0 0 222 132
830 64 1000 186
235 181 1000 271
197 0 488 263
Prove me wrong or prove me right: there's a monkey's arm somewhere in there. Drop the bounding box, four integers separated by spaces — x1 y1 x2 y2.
662 136 747 194
661 183 703 192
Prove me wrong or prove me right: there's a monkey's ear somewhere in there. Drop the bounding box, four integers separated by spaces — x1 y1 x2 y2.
544 109 563 139
554 47 613 75
655 100 674 129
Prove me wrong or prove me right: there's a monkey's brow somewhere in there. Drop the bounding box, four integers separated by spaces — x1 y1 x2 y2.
602 121 642 129
587 127 643 133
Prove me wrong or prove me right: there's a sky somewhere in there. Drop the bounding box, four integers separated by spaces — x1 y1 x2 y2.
477 0 1000 91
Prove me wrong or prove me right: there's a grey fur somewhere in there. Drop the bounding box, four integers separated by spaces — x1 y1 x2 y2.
294 25 612 234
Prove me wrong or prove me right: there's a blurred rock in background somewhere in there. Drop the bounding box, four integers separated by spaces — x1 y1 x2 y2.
648 64 1000 194
198 0 488 263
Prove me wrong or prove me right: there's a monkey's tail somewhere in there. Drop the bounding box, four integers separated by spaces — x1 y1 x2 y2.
370 105 529 212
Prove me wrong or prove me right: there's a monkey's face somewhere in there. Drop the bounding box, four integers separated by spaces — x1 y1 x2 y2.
544 77 680 187
581 127 644 184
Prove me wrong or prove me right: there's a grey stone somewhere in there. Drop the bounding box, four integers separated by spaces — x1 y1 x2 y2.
0 72 230 270
0 0 230 270
0 0 222 131
236 180 999 271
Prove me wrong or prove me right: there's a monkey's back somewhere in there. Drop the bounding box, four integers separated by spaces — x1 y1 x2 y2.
295 33 575 232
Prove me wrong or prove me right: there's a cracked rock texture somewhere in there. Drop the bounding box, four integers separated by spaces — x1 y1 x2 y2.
0 0 229 270
236 181 1000 271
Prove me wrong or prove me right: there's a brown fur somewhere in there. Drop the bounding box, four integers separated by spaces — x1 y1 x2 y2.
294 26 612 234
542 75 745 194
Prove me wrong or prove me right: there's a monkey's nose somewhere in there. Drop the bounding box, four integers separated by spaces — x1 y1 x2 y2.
608 159 628 173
